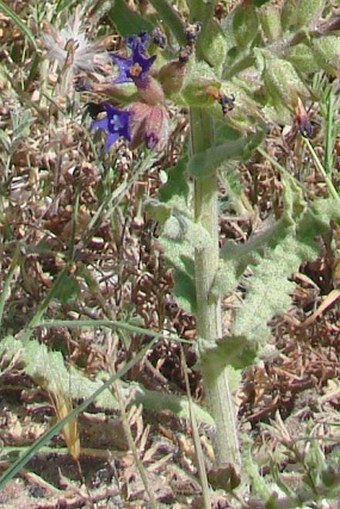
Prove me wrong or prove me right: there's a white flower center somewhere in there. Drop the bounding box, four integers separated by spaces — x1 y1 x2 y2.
110 114 124 131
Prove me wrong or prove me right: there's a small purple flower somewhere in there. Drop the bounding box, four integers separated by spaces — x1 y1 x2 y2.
91 102 131 151
111 33 156 85
125 32 150 51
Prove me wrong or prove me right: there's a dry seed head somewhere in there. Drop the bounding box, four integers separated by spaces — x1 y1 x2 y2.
42 11 110 73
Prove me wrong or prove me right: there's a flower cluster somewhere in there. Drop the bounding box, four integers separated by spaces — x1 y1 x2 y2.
90 31 171 152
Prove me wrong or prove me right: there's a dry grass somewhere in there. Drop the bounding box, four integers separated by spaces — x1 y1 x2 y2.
0 1 339 507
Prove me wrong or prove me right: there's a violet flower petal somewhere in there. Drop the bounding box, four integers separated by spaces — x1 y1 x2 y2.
104 132 119 152
111 32 156 85
111 53 134 83
125 32 150 51
91 103 131 150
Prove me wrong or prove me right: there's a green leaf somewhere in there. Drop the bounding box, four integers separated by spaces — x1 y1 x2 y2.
212 216 288 297
286 44 320 74
210 171 338 368
159 230 196 311
0 335 158 490
53 275 80 304
181 60 220 107
144 199 172 224
148 0 186 45
198 19 228 77
296 0 325 29
199 335 257 372
173 266 196 312
132 383 213 424
258 4 282 42
230 196 338 348
312 36 340 77
0 336 118 407
188 125 264 177
188 137 248 177
163 213 213 250
262 51 310 106
231 237 300 344
232 2 259 49
281 0 298 32
159 156 190 205
108 0 154 36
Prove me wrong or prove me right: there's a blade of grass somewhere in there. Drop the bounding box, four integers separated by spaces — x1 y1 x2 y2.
0 0 38 51
0 335 158 490
34 318 193 344
0 245 20 329
303 138 340 203
181 345 211 509
22 268 69 336
324 86 334 176
113 379 158 509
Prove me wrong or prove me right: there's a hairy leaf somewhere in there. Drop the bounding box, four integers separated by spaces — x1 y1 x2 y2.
0 336 212 422
206 191 339 370
108 0 154 36
132 383 214 424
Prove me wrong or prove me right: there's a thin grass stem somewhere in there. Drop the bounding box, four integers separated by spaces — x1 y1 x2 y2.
304 138 340 202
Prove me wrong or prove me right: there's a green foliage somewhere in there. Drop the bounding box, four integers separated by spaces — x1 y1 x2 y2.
243 427 340 507
53 275 80 304
203 181 340 371
286 43 320 74
0 335 213 423
281 0 298 32
180 60 221 107
261 51 310 106
258 4 282 42
2 0 340 490
232 2 259 50
0 335 117 407
158 156 190 205
108 0 154 36
186 120 265 178
296 0 325 29
312 35 340 76
197 19 228 76
187 136 250 177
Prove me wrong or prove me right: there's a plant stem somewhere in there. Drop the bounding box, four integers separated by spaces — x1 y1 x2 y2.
190 108 241 468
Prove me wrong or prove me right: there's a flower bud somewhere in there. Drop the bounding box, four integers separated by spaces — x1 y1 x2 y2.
127 101 169 151
258 4 282 41
262 53 310 106
158 60 187 95
136 75 165 105
232 1 259 49
312 35 340 76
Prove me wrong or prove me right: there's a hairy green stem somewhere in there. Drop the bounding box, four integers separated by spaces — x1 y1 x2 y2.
190 108 241 468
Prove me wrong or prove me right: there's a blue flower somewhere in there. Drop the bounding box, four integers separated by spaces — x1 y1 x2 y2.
111 32 156 85
125 32 150 51
91 102 131 151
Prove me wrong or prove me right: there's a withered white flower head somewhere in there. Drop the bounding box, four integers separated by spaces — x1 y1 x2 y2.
42 9 110 73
